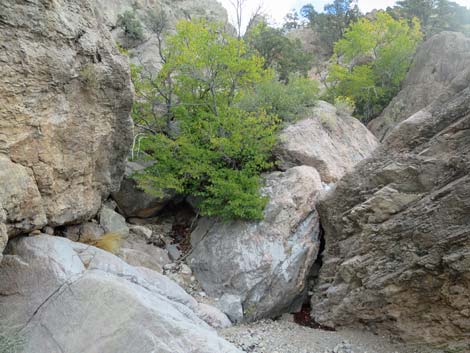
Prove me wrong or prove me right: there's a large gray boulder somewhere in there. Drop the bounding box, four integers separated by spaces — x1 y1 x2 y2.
311 84 470 346
275 101 378 183
188 166 323 321
368 32 470 141
0 235 239 353
0 0 133 255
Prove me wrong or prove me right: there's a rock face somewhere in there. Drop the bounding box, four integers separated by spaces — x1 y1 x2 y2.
0 235 239 353
368 32 470 141
94 0 228 70
275 101 378 183
311 85 470 345
0 0 134 254
188 166 323 321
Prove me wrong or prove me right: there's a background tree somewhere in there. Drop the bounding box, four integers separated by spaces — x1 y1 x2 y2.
326 11 422 121
393 0 470 36
246 21 314 82
300 0 361 53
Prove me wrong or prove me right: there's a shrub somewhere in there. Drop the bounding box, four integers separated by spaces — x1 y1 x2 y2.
334 96 355 115
117 10 144 41
238 75 319 123
320 112 337 132
79 63 98 89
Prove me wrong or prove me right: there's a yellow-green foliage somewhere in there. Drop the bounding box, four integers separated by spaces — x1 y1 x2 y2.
326 11 422 121
334 96 355 116
82 232 122 254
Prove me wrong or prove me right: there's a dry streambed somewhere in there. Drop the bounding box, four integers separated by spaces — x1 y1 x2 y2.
220 320 444 353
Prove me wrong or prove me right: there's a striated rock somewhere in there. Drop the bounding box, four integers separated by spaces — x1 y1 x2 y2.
275 101 378 183
112 161 173 218
0 0 133 250
0 235 241 353
312 85 470 346
188 166 323 321
368 32 470 140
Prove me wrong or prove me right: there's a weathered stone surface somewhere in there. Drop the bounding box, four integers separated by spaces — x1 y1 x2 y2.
275 101 378 183
99 206 129 237
112 161 173 218
188 166 323 321
368 32 470 141
312 85 470 346
117 224 171 273
196 303 232 329
0 0 133 243
0 156 46 237
94 0 228 71
0 235 241 353
64 222 105 242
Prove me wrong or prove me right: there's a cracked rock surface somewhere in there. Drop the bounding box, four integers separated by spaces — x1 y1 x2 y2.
312 81 470 345
0 0 134 255
188 166 323 322
0 235 239 353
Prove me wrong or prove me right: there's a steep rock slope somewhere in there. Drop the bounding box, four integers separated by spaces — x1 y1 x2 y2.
368 32 470 140
0 236 239 353
94 0 228 70
0 0 134 258
312 83 470 345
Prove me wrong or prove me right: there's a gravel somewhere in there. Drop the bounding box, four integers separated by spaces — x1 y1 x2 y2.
220 320 445 353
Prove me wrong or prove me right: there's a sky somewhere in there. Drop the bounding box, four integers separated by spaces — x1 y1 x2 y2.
218 0 470 29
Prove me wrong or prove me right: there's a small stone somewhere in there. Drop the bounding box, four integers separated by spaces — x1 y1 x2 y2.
43 226 54 235
128 224 153 240
216 294 244 323
166 244 182 261
180 264 192 276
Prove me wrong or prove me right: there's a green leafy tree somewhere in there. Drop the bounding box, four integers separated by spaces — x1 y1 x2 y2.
133 20 279 220
326 11 422 121
246 22 314 82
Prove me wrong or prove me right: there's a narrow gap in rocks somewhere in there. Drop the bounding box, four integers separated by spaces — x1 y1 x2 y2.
291 223 334 331
162 201 196 257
